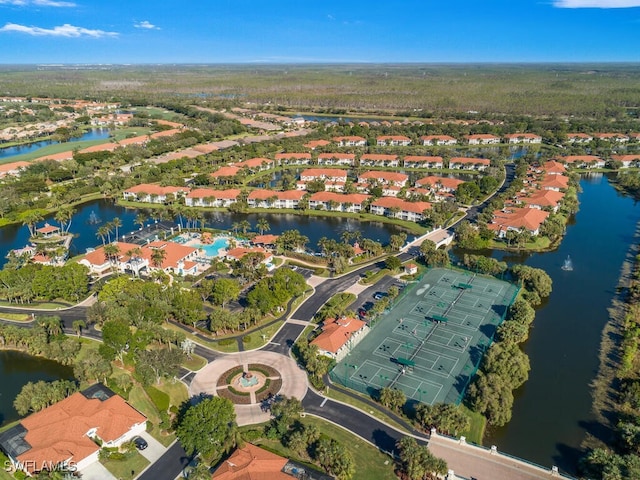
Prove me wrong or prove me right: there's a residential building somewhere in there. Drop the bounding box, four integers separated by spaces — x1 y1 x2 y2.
308 192 370 212
465 134 500 145
415 176 464 194
359 154 399 168
593 133 629 143
185 188 241 207
0 384 145 476
251 234 279 247
225 247 273 265
211 444 292 480
566 133 593 144
612 154 640 168
122 184 189 203
504 133 542 144
518 190 565 213
559 155 605 169
210 166 241 179
376 135 411 146
449 157 491 171
487 208 550 238
311 316 369 362
539 160 567 175
403 155 444 169
420 135 457 146
247 189 305 209
405 263 418 275
332 136 367 147
370 197 431 222
303 139 331 150
357 171 408 187
234 157 274 171
540 174 569 191
299 168 348 183
275 153 312 166
317 153 356 166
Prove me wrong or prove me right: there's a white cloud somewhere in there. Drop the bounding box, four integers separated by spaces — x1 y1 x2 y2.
554 0 640 7
134 20 160 30
0 0 76 7
0 22 118 37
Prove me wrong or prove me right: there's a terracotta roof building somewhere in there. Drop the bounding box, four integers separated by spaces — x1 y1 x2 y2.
487 208 549 238
311 316 369 361
211 444 290 480
0 384 146 476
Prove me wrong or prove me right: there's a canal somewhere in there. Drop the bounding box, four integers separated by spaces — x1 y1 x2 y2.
0 350 74 426
453 173 640 473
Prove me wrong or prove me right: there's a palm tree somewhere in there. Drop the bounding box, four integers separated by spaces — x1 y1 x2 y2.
112 217 122 242
55 205 75 234
135 213 146 231
150 248 167 269
103 222 114 243
231 222 241 235
103 243 120 271
96 225 109 246
256 218 271 235
240 220 251 235
23 211 43 237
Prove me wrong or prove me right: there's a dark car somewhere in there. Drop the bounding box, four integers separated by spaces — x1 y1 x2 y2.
133 436 148 450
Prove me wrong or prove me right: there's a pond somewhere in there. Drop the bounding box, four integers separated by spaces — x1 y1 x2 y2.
453 173 640 473
0 128 111 161
0 350 74 426
0 198 408 265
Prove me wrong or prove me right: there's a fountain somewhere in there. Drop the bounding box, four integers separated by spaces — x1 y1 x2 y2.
87 211 101 225
561 255 573 271
239 371 259 388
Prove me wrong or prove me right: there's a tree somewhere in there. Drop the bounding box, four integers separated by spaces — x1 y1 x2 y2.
136 348 185 385
73 349 112 384
14 380 78 416
150 248 167 268
176 396 237 459
385 256 402 272
72 319 86 337
270 396 303 435
99 319 131 361
54 205 75 234
256 218 270 235
135 212 147 231
22 211 43 237
378 387 406 412
415 403 470 436
313 437 355 480
388 233 407 252
481 342 530 390
467 372 514 426
397 436 448 480
210 278 241 308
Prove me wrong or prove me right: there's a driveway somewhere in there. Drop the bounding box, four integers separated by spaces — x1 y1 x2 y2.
137 431 167 463
79 460 116 480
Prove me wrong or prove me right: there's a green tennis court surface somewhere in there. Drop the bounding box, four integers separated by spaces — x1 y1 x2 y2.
330 267 519 405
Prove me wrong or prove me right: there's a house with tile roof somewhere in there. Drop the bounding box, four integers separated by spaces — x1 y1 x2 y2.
0 384 145 476
402 155 444 169
359 154 399 168
299 168 348 183
540 174 569 191
210 166 241 179
593 132 629 143
185 188 241 207
308 192 370 213
503 133 542 144
465 134 500 145
332 136 366 147
518 190 565 213
559 155 605 169
311 316 369 362
247 189 306 209
448 157 491 171
420 135 457 146
225 246 273 265
565 133 593 144
358 171 408 187
122 184 189 203
234 157 274 171
370 197 431 222
415 176 464 198
212 444 300 480
317 153 356 166
376 135 411 146
487 208 549 238
612 154 640 168
539 160 567 175
303 139 331 150
275 152 312 166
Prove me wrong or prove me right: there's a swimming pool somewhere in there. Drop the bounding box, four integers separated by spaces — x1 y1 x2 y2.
195 237 229 258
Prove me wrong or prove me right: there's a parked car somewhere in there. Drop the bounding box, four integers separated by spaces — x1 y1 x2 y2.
133 436 148 450
374 293 384 300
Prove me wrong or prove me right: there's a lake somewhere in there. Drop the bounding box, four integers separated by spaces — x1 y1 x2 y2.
0 128 111 161
454 173 640 473
0 198 408 264
0 350 74 426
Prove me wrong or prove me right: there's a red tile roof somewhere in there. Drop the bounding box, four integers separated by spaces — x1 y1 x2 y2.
465 134 500 140
252 234 279 245
416 176 464 190
235 157 274 168
311 316 366 354
519 190 564 208
211 166 241 177
332 135 366 143
377 135 411 141
211 443 289 480
187 188 241 200
303 139 331 149
309 192 370 204
540 161 567 174
540 174 569 190
360 154 398 162
504 133 542 140
18 390 145 474
372 197 431 214
403 155 443 164
0 161 31 175
489 208 549 232
420 135 456 142
559 155 602 164
358 171 408 183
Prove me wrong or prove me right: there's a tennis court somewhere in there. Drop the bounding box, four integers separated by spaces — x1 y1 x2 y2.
330 267 519 405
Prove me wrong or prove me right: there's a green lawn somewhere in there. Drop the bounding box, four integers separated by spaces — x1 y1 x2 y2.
128 384 161 425
248 416 397 480
242 321 284 350
459 404 487 445
0 312 31 322
360 268 392 285
101 451 149 480
182 353 207 371
155 379 189 409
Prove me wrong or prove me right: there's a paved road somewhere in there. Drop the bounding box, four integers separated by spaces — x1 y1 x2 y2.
138 441 191 480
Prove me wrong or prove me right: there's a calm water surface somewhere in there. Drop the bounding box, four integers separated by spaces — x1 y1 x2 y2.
0 129 111 161
454 173 640 473
0 350 74 425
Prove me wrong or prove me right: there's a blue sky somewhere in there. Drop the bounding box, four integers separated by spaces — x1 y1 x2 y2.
0 0 639 64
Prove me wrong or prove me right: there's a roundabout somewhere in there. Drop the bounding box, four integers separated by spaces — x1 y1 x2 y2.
188 350 308 426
